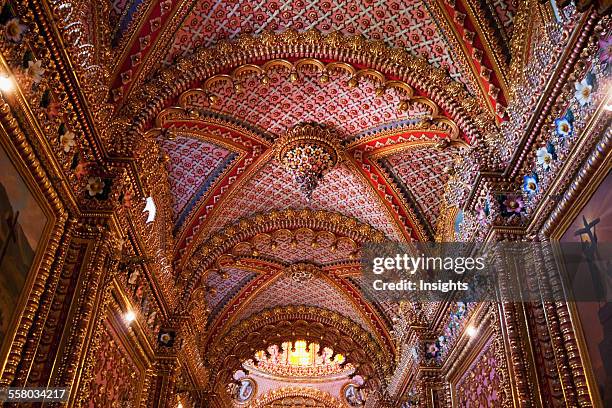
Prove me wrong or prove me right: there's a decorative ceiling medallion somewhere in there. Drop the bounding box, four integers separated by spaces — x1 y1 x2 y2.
285 263 322 283
276 123 342 200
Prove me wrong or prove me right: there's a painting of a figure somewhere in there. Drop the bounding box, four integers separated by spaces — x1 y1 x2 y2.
561 170 612 407
0 143 47 349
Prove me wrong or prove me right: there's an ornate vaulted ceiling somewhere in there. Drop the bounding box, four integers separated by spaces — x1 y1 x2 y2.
198 160 405 241
42 0 567 401
108 0 512 116
3 0 610 405
84 0 523 365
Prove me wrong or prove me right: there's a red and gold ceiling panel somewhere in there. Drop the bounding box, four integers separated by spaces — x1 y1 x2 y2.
198 160 406 243
165 0 467 87
159 135 236 221
110 0 146 46
382 146 459 228
231 274 373 333
202 266 257 320
182 68 436 140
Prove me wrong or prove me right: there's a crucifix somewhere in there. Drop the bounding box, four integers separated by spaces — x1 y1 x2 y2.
574 215 608 300
0 211 19 267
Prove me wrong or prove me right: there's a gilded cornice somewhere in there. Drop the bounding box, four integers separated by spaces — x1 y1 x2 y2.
505 11 598 178
114 0 198 98
507 0 541 99
461 0 511 98
109 0 159 74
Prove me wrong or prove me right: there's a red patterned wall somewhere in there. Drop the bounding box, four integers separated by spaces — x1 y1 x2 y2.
454 336 508 407
82 319 143 407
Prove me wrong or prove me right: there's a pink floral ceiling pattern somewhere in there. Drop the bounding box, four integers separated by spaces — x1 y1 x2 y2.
233 274 372 332
186 69 433 139
165 0 466 84
159 135 236 221
203 267 256 320
382 146 458 228
200 160 405 242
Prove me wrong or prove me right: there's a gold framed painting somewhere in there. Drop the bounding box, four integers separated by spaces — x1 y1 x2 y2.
551 165 612 408
0 123 54 375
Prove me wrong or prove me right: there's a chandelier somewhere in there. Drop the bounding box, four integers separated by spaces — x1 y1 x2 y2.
275 123 342 199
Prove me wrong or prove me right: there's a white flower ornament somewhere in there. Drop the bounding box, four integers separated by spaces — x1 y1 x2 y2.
60 131 76 152
574 77 593 106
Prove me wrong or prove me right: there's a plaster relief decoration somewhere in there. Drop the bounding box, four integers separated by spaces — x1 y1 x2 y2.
82 319 143 407
0 136 48 362
454 335 509 407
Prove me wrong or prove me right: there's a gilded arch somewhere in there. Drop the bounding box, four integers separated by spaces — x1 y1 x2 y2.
249 387 344 408
207 306 393 394
178 209 386 304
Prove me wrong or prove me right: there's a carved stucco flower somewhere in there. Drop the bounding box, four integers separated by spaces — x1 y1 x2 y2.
86 176 105 197
60 130 76 152
5 18 26 42
26 60 45 83
574 77 593 106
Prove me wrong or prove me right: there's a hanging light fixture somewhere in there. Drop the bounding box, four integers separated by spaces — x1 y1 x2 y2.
275 123 342 200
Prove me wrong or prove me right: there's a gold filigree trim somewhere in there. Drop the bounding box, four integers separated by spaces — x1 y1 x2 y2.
249 386 344 408
180 209 386 296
